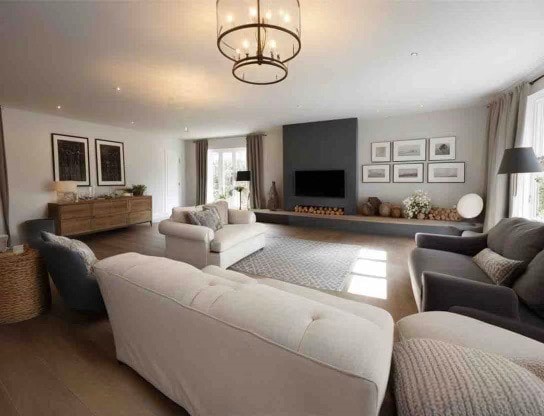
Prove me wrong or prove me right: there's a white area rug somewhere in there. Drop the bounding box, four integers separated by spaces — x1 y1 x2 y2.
230 236 362 291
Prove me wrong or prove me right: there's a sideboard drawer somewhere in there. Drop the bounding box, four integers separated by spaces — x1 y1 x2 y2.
93 200 129 217
128 210 152 224
92 214 127 231
59 204 92 220
61 218 92 235
129 198 152 212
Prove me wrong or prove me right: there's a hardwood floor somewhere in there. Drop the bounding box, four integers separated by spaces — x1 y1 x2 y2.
0 222 417 416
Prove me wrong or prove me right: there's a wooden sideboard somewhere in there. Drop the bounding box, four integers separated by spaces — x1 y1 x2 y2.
48 196 152 237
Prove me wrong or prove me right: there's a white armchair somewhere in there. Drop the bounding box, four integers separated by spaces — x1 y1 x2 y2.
159 201 266 269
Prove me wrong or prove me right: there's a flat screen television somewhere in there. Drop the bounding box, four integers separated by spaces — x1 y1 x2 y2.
294 170 345 198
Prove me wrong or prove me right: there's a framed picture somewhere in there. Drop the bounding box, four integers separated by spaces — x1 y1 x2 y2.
393 163 424 183
428 162 465 183
371 141 391 162
362 165 390 183
393 138 426 162
51 133 90 186
429 136 456 160
95 139 126 186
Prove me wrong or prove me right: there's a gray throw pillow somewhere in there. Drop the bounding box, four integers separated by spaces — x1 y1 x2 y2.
473 248 524 286
41 231 97 274
512 250 544 318
487 217 544 263
393 338 544 416
187 209 222 231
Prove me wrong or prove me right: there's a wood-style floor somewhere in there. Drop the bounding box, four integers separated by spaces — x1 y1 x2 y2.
0 223 417 416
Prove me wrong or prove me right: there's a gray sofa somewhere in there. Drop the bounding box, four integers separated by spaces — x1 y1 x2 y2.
409 217 544 341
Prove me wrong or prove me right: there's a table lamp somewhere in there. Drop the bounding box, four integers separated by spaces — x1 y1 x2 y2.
498 147 542 196
54 181 78 202
235 171 251 210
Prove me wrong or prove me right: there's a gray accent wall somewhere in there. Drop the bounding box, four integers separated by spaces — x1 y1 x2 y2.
283 118 358 214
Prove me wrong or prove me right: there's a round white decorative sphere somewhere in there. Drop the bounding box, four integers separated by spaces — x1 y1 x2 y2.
457 193 484 219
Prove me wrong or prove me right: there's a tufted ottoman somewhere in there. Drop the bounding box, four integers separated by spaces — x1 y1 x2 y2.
94 253 394 416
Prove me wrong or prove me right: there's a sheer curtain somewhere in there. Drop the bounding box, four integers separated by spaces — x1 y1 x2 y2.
0 107 10 242
483 83 529 231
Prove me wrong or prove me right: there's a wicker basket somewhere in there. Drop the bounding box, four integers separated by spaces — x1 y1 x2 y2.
0 246 51 324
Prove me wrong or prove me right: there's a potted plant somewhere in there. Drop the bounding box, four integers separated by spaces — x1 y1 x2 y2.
126 184 147 196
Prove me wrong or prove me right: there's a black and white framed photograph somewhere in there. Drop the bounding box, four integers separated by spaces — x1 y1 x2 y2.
362 164 390 183
428 162 465 183
393 163 424 183
95 139 126 186
51 133 90 186
371 141 391 162
429 136 456 160
393 138 426 162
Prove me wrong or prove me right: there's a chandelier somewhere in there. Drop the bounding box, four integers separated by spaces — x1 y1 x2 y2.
216 0 301 85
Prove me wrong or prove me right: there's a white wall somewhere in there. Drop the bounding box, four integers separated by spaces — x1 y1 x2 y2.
359 106 488 208
2 107 183 244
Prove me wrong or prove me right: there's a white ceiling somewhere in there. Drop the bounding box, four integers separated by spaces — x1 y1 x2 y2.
1 1 544 139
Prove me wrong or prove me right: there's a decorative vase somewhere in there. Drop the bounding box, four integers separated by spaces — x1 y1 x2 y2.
391 206 402 218
379 202 391 217
266 181 280 211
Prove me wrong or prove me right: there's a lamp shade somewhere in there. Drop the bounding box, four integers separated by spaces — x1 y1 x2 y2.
54 181 77 192
236 171 251 181
498 147 542 174
457 193 484 219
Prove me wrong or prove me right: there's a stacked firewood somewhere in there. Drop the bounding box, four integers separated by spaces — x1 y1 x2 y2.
294 205 345 215
427 207 461 221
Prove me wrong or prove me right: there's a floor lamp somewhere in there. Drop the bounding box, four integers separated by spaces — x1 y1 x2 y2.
235 170 251 210
498 147 542 197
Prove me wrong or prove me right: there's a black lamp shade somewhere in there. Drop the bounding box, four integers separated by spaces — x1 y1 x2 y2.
236 170 251 181
498 147 542 174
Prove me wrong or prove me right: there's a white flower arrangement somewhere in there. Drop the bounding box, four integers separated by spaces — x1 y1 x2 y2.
403 190 431 219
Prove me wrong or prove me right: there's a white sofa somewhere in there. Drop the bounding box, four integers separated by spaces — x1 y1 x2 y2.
94 253 394 416
159 201 266 269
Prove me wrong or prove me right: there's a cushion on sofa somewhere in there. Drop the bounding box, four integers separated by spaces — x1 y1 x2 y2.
203 200 229 225
393 338 544 416
171 206 202 223
472 248 525 286
513 250 544 319
487 217 544 263
409 248 492 303
187 210 223 231
42 231 97 273
210 223 266 253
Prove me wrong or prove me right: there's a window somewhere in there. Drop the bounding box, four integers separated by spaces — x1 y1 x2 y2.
516 89 544 220
207 147 247 207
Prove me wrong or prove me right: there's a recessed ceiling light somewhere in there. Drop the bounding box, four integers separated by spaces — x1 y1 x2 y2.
56 105 62 110
116 86 121 91
131 121 135 125
376 109 380 113
184 126 189 132
419 104 424 108
411 52 419 57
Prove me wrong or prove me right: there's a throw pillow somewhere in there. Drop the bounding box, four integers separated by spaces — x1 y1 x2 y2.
393 338 544 416
187 210 222 231
512 250 544 318
41 231 97 274
203 206 223 228
473 248 524 286
203 201 228 225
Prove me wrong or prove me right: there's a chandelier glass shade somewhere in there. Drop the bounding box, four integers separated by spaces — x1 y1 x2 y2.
216 0 301 85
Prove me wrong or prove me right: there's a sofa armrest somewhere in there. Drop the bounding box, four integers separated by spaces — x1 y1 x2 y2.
421 271 520 319
228 209 256 224
158 219 214 242
415 233 488 256
449 306 544 343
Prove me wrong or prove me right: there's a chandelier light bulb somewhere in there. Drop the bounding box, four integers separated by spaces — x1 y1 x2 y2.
242 39 250 50
226 14 234 23
265 10 272 20
249 7 257 17
269 39 277 49
283 14 291 23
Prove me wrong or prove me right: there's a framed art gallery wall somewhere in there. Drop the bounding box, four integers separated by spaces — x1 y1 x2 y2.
1 107 184 244
358 106 488 207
